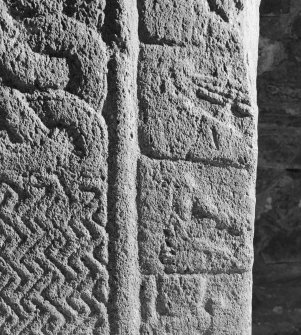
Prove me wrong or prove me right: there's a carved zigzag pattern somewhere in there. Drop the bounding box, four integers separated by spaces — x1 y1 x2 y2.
0 183 108 334
0 0 109 333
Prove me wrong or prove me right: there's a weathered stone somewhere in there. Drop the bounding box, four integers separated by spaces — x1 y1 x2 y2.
138 0 246 44
138 44 256 169
138 1 258 172
0 0 260 333
138 157 254 276
140 273 252 335
137 0 259 333
0 0 109 333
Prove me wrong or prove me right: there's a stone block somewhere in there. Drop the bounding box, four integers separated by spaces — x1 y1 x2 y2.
138 0 246 45
138 44 256 169
0 0 259 332
138 157 255 276
140 273 252 334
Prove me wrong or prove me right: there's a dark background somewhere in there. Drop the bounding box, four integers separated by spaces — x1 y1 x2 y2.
253 0 301 333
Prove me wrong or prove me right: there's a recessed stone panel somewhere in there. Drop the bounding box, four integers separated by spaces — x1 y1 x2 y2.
138 43 256 169
138 156 255 276
140 272 252 334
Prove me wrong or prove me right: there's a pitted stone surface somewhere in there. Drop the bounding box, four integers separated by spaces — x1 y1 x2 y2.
0 0 259 333
138 44 256 168
137 0 259 333
0 1 109 333
138 0 257 172
140 273 251 334
1 0 107 109
138 157 254 276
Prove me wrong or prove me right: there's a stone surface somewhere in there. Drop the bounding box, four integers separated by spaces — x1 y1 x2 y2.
0 0 260 333
254 0 301 334
137 0 259 333
138 157 254 276
0 1 109 333
140 273 251 335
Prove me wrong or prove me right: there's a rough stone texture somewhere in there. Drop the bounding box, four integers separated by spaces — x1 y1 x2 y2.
0 0 260 334
253 0 301 334
140 273 251 335
138 158 254 276
137 0 259 333
0 1 109 333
